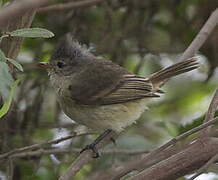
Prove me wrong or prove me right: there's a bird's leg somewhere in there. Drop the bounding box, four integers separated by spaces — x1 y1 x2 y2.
80 129 112 158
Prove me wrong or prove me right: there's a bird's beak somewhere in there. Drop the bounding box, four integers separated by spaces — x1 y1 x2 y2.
37 62 52 70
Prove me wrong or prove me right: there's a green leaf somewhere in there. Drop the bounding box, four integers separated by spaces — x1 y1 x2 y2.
9 28 54 38
6 58 23 72
0 61 13 98
0 78 21 119
0 49 6 62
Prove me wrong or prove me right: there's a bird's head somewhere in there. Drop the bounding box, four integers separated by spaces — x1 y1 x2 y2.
38 34 93 76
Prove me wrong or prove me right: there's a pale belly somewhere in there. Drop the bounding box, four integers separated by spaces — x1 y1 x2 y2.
59 96 148 133
49 74 148 133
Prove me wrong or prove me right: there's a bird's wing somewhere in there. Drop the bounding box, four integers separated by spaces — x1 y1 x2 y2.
95 74 160 105
68 59 127 104
69 59 160 105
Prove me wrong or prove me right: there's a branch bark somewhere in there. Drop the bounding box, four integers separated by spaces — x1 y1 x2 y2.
128 138 218 180
188 153 218 180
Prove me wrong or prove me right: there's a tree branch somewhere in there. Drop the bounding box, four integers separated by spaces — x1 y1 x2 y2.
202 89 218 135
188 153 218 180
9 148 147 159
38 0 107 14
0 133 91 160
128 137 218 180
0 0 49 28
179 8 218 60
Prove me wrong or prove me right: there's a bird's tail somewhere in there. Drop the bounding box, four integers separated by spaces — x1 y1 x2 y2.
148 57 199 87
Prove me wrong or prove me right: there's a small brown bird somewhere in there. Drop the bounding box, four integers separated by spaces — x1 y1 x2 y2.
39 34 199 157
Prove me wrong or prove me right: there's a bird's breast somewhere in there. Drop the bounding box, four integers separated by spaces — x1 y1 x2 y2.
58 95 148 133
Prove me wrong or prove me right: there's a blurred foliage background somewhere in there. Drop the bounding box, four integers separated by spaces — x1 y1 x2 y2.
0 0 218 179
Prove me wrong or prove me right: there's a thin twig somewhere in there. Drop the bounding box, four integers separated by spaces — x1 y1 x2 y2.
10 148 147 158
0 133 91 160
11 148 81 158
179 8 218 60
38 0 107 13
201 89 218 136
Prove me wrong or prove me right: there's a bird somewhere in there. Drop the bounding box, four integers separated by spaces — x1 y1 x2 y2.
38 34 199 157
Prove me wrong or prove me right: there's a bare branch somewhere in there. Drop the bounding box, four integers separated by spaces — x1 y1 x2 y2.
38 0 107 13
0 0 49 28
10 148 147 159
0 133 91 160
127 138 218 180
179 8 218 60
59 151 93 180
201 89 218 136
88 145 180 180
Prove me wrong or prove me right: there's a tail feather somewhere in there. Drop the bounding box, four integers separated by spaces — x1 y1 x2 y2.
149 57 199 87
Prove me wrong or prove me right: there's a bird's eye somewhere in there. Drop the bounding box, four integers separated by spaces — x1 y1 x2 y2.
57 61 65 68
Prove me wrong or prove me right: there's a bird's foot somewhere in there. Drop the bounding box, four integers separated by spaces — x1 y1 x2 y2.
80 129 113 158
80 142 100 158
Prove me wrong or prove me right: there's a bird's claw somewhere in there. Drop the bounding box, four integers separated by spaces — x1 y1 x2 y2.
80 129 113 158
80 143 100 158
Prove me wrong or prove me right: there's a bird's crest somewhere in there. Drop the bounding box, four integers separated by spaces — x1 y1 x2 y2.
51 33 91 60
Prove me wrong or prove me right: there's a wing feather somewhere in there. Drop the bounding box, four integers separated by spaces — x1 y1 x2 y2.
69 59 161 105
97 75 159 105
